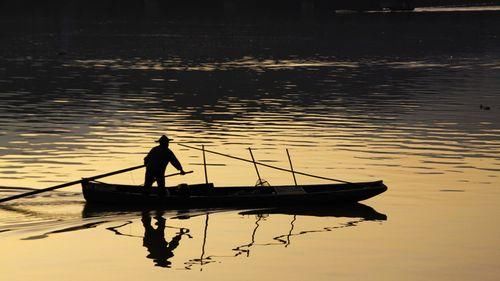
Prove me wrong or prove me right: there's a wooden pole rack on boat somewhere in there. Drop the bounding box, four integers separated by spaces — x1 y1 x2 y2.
177 143 353 184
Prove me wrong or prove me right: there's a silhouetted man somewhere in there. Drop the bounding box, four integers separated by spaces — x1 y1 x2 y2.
144 135 185 196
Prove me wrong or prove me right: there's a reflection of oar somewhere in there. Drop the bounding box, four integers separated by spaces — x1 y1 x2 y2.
106 221 142 238
0 165 145 204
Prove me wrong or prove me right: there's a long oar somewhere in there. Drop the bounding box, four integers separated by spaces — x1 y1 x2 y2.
177 143 354 184
165 170 193 178
0 165 145 204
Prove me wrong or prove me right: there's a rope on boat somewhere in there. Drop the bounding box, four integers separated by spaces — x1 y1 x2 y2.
177 143 353 184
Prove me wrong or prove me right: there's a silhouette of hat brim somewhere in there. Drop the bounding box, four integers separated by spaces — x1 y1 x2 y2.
155 135 173 142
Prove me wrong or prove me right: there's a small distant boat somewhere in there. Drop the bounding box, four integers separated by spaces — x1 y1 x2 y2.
82 180 387 208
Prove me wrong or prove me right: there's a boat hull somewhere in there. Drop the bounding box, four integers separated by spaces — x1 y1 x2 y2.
82 180 387 208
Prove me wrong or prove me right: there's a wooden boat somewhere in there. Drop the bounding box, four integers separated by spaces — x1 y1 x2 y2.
81 180 387 208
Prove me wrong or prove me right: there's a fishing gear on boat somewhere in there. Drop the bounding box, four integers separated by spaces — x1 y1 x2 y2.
177 143 353 184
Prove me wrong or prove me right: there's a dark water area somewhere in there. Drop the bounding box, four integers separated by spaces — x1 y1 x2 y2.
1 9 500 57
1 7 500 281
0 9 499 186
1 0 500 21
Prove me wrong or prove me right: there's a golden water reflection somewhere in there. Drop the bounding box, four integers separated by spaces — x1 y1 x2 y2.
83 204 386 270
1 11 500 280
0 203 388 273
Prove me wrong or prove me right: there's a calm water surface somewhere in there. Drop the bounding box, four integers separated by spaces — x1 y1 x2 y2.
1 8 500 281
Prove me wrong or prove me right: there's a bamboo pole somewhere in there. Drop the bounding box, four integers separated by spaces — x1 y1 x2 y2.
248 147 262 185
202 145 209 185
164 170 193 178
286 149 298 186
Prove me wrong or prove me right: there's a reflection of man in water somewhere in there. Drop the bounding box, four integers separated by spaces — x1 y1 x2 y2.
141 211 186 268
144 135 185 196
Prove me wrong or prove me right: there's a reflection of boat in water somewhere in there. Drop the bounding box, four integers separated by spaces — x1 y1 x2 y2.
82 202 386 221
82 180 387 208
238 203 387 221
81 202 387 270
188 203 388 267
81 202 218 218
